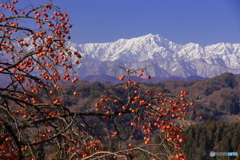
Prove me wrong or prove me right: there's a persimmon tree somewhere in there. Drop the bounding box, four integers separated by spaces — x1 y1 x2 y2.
0 0 81 159
0 1 203 160
86 68 197 160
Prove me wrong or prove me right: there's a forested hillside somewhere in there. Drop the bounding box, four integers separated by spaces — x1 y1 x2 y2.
56 72 240 160
60 72 240 121
182 120 240 160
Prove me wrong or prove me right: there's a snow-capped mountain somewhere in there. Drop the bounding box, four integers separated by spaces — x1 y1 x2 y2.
69 34 240 80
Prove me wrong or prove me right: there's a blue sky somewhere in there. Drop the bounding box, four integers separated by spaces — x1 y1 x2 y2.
36 0 240 46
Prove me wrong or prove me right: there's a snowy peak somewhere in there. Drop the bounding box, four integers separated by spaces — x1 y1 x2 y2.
69 33 240 80
142 33 170 47
77 33 182 62
75 33 240 68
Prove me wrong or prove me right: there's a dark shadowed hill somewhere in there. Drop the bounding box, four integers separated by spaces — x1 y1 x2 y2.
60 72 240 122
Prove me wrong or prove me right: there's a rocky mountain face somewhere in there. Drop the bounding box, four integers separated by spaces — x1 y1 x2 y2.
68 33 240 82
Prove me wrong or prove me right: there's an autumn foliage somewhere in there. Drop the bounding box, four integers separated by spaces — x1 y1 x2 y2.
0 1 202 160
0 1 80 159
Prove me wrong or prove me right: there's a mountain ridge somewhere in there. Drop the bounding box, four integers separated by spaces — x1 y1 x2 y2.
65 34 240 82
74 34 240 65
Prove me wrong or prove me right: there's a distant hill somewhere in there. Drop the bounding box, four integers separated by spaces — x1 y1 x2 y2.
61 72 240 121
81 74 207 83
